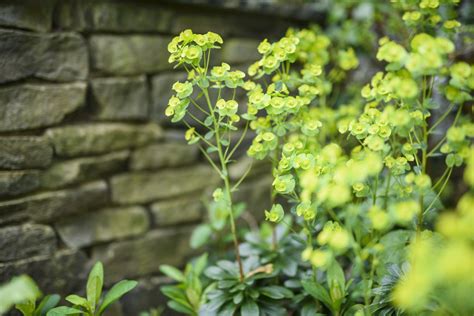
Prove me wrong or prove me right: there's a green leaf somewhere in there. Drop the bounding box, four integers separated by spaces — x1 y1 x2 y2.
16 300 35 316
301 280 333 311
190 224 212 249
0 275 42 314
240 300 259 316
193 253 208 276
167 301 195 315
159 265 185 282
46 307 84 316
98 280 137 315
220 139 230 146
219 302 237 316
65 295 90 310
86 262 104 313
259 286 293 299
34 294 61 316
204 116 214 126
204 131 215 140
327 260 346 293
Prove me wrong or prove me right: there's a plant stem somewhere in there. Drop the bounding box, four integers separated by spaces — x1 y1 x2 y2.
383 170 391 210
202 88 244 281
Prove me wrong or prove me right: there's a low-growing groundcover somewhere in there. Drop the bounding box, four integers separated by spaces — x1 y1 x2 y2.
1 0 473 315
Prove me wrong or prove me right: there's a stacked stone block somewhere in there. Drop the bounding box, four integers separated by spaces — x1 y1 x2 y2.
0 0 312 314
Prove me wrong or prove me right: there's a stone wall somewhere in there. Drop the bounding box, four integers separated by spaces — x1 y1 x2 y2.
0 0 317 314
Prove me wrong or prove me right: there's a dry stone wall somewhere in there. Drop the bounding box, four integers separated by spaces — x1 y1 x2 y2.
0 0 317 314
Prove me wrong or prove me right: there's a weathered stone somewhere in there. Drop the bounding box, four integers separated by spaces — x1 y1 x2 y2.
90 35 170 75
0 137 53 170
172 12 287 38
120 276 178 316
90 76 149 120
56 0 172 32
41 151 129 189
46 123 162 157
56 206 149 248
172 13 231 36
92 227 194 284
0 224 56 262
0 83 86 132
0 250 87 295
0 0 55 32
110 165 217 204
0 170 40 198
130 143 198 170
222 38 260 64
150 72 187 123
0 181 108 224
0 30 88 83
150 195 203 226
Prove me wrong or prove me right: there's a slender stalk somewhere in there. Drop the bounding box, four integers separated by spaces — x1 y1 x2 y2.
424 167 453 214
202 88 244 281
428 102 455 134
383 170 391 210
372 176 379 206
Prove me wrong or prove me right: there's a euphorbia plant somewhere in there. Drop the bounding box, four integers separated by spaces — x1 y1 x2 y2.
165 29 253 281
161 0 472 314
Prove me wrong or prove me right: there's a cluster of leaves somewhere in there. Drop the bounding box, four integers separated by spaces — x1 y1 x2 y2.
161 0 472 315
0 262 136 316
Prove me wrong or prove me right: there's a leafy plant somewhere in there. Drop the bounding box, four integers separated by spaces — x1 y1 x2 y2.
201 257 292 315
160 0 472 314
160 253 210 315
47 262 137 316
16 294 61 316
0 275 42 314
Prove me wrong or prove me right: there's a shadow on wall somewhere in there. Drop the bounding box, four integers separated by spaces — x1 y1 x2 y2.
0 0 319 314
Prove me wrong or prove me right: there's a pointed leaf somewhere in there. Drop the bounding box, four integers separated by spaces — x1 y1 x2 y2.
16 300 35 316
301 280 333 311
240 300 259 316
160 265 185 282
65 295 90 310
98 280 137 315
35 294 61 316
190 225 212 249
167 301 195 315
46 307 84 316
86 262 103 312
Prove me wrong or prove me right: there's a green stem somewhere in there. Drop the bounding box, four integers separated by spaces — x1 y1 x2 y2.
372 176 379 206
202 88 244 281
428 102 455 134
383 170 391 210
424 167 453 214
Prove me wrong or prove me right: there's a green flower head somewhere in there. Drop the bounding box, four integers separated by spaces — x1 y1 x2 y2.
265 204 284 223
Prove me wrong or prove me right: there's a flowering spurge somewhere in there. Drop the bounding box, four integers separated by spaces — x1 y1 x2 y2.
164 29 254 287
392 147 474 314
158 1 472 314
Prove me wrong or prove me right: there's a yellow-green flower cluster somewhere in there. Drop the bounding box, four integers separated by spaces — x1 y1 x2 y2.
210 63 246 88
441 121 474 167
317 221 351 253
165 82 193 122
168 29 223 66
395 0 461 30
446 62 474 104
248 35 299 77
393 195 474 313
265 204 285 223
